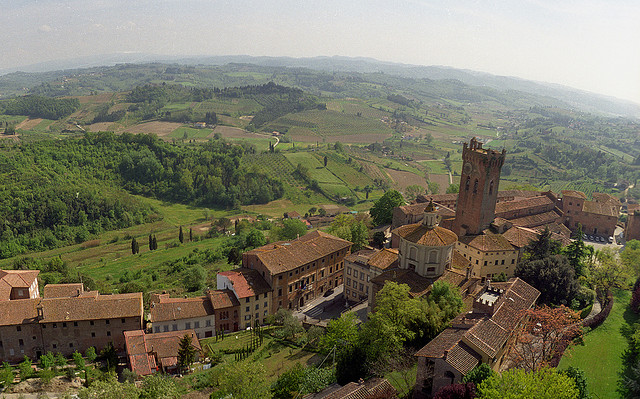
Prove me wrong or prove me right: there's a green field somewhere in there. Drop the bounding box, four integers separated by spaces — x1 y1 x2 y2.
559 289 637 399
170 126 213 139
272 109 393 138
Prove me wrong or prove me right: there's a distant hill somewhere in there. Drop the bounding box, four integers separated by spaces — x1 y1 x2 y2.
1 53 638 118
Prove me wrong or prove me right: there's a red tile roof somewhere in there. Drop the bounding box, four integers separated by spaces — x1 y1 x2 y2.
501 226 539 249
459 233 516 252
124 329 201 376
0 270 39 301
508 210 563 228
392 223 457 246
207 289 240 309
562 190 587 199
495 196 554 215
43 283 84 298
217 268 271 299
582 201 618 217
149 294 214 323
243 231 352 274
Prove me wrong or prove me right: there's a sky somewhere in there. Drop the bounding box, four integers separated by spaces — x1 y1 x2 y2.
2 0 639 104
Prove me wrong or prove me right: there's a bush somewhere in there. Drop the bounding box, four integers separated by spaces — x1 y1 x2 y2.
18 356 33 380
583 290 614 329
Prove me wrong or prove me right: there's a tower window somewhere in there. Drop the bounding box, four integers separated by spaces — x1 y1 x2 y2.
465 177 470 191
489 181 494 195
473 179 478 193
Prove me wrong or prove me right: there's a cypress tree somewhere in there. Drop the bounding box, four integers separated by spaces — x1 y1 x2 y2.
131 238 137 255
179 226 184 243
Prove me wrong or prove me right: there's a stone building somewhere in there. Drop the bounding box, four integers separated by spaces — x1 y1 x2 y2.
626 204 640 241
0 277 143 363
344 248 398 302
414 278 540 398
217 268 272 329
560 190 620 237
124 329 202 376
149 293 216 338
0 269 40 301
242 231 352 311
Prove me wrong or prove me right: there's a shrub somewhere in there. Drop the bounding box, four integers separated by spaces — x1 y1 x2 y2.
81 239 100 249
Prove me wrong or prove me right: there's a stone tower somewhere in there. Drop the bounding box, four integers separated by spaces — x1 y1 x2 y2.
452 137 506 236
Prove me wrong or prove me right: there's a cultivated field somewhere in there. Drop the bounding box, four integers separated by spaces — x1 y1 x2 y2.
124 121 183 136
384 168 427 191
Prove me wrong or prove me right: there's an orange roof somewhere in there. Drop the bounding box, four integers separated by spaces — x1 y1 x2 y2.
43 283 84 298
562 190 587 199
0 289 143 326
149 295 214 323
508 210 562 228
243 230 352 274
217 268 271 299
495 195 554 215
459 233 515 252
582 201 618 217
367 249 399 271
392 223 457 246
502 226 539 249
124 329 201 376
207 289 240 309
0 270 39 301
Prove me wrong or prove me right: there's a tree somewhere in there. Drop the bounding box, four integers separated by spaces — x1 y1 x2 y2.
463 363 495 386
177 334 198 374
77 373 140 399
428 182 440 194
318 208 327 216
189 227 193 242
18 356 33 380
85 347 97 363
370 190 404 226
405 185 425 202
369 282 423 348
328 215 367 251
334 142 344 152
372 231 387 248
324 156 328 167
152 234 158 250
515 255 579 306
477 367 579 399
40 351 55 370
272 218 308 241
131 237 138 255
319 313 359 354
0 362 13 388
183 265 206 292
100 342 118 371
562 367 590 399
363 185 373 200
139 374 181 398
622 239 640 274
148 234 153 251
446 184 460 194
73 350 85 371
308 207 317 216
244 228 266 248
179 226 184 243
216 217 232 233
227 247 242 265
589 247 630 304
562 226 591 277
216 361 272 399
434 383 476 399
524 228 561 261
336 343 368 385
509 306 582 372
271 364 304 399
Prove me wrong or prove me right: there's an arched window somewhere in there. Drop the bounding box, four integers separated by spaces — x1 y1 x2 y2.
444 371 455 385
465 177 470 191
489 180 494 195
409 247 417 260
429 250 437 263
473 179 478 193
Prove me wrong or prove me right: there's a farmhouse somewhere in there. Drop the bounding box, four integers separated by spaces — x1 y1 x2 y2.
149 293 216 338
124 329 202 376
217 268 272 329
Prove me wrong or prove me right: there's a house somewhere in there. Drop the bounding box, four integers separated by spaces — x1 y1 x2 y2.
217 268 272 329
242 231 352 311
414 278 540 398
149 294 215 338
303 378 398 399
207 289 240 333
124 329 201 376
0 278 143 362
344 248 398 302
560 190 620 237
0 269 40 301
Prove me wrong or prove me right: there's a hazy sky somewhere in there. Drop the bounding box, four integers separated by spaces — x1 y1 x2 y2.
2 0 639 103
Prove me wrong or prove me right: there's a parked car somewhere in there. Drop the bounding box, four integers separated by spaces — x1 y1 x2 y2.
588 235 594 241
608 236 614 243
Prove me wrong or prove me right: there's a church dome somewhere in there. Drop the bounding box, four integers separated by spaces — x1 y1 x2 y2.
393 223 458 246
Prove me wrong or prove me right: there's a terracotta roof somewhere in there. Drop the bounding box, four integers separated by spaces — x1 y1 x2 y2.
217 268 271 299
0 270 39 301
149 294 214 323
508 210 563 228
416 193 458 204
345 249 378 266
398 202 456 217
392 223 457 246
502 226 540 249
416 277 539 371
459 233 516 252
207 289 240 309
304 378 397 399
124 329 201 376
451 249 472 270
41 292 143 323
495 196 554 215
367 249 399 271
592 193 621 207
0 290 143 326
582 201 618 217
562 190 587 199
43 283 84 298
243 231 352 274
372 268 468 299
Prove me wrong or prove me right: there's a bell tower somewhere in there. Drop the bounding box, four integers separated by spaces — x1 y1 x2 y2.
453 138 506 236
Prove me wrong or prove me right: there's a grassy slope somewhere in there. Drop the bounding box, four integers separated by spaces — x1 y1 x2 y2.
559 289 637 399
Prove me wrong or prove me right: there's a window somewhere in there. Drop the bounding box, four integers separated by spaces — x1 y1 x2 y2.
172 324 178 331
495 260 498 265
194 321 200 329
465 177 470 191
347 278 351 286
245 298 250 303
245 315 251 320
185 322 191 329
289 272 293 277
484 261 488 266
69 343 74 348
278 275 283 280
154 326 160 333
289 286 292 293
359 283 364 291
346 289 350 295
106 331 111 336
429 251 437 263
53 323 57 328
206 319 211 327
264 293 268 299
278 288 282 297
0 341 2 347
255 313 259 320
90 321 94 326
489 180 494 195
18 339 24 346
121 318 126 323
52 344 57 349
74 322 78 327
91 332 95 337
473 179 478 193
246 306 250 312
511 259 515 264
255 304 259 310
264 302 268 308
62 322 67 328
163 325 169 332
427 267 436 273
347 267 351 275
501 259 505 265
17 326 21 332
